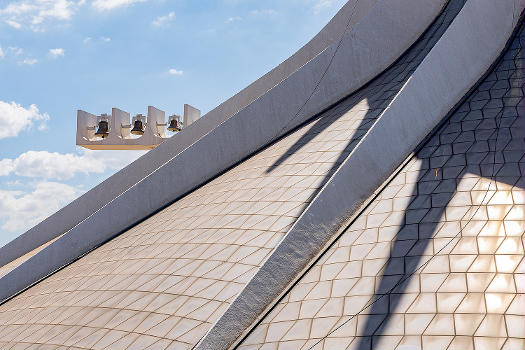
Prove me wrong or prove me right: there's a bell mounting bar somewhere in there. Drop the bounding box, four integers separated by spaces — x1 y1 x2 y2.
76 104 200 150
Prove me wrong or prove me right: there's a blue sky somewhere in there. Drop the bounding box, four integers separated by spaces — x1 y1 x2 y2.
0 0 346 247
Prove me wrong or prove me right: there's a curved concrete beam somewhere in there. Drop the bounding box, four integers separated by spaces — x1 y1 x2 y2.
0 0 445 304
0 0 376 269
196 0 379 132
194 1 524 349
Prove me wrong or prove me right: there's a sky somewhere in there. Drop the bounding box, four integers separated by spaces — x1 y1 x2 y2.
0 0 347 247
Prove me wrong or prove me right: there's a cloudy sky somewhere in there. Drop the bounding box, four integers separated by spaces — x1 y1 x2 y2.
0 0 346 247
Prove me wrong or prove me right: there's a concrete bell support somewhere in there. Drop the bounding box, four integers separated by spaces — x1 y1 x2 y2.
184 104 201 129
76 105 200 150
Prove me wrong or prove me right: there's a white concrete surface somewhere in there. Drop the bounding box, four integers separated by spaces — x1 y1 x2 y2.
183 104 200 129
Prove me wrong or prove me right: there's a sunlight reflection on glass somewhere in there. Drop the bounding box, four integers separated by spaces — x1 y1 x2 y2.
480 221 506 237
495 255 521 273
490 191 514 205
485 293 502 311
487 274 513 292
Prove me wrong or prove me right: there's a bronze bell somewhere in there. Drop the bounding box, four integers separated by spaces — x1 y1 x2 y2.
95 120 109 138
130 119 144 135
167 118 180 132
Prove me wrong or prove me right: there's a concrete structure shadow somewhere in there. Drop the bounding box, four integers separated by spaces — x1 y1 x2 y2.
265 96 375 207
265 0 468 208
357 21 525 350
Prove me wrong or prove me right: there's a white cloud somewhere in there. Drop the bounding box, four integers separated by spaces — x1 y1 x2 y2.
0 151 98 180
0 45 24 60
225 16 241 23
168 68 183 76
0 101 49 139
91 0 148 11
0 0 80 31
313 0 332 10
21 57 37 64
6 19 21 28
0 147 144 235
49 47 64 58
312 0 344 14
152 11 175 27
0 181 84 232
0 149 146 180
83 36 110 43
250 9 278 17
1 0 154 30
7 46 23 55
37 0 75 20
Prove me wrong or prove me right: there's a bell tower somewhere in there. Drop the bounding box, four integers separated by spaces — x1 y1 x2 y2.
76 104 200 150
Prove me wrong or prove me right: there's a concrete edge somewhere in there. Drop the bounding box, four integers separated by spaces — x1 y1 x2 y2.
194 1 524 349
0 0 375 268
0 0 444 304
